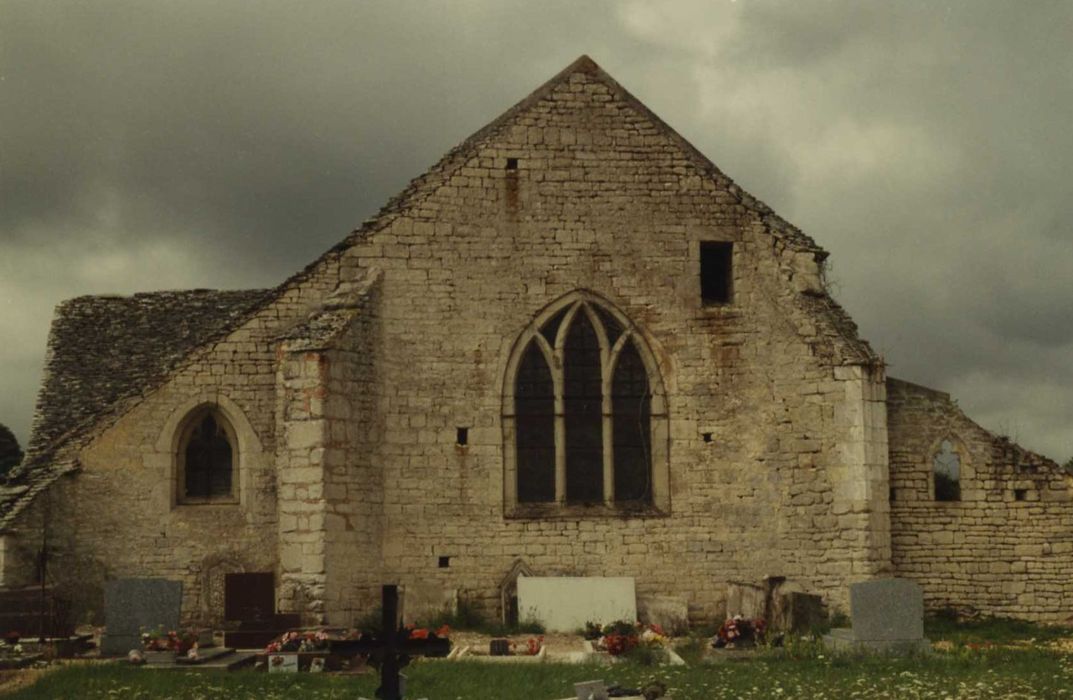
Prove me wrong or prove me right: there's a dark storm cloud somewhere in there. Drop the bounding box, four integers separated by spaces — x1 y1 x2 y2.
1 0 1070 461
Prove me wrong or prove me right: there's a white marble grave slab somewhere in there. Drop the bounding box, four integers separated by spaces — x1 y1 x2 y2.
517 577 636 632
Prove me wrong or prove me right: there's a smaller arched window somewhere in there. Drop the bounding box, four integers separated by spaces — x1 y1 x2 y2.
933 439 961 502
179 408 236 503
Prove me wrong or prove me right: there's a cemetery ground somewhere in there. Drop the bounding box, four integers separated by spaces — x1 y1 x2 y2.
4 617 1073 699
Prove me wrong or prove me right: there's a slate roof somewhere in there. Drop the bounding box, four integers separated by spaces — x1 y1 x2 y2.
0 289 269 530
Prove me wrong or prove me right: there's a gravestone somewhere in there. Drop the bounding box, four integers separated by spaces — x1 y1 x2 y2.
574 680 608 700
823 578 929 654
101 578 182 656
517 577 635 632
725 581 767 619
400 583 458 626
637 595 689 636
328 585 451 700
222 572 300 648
770 591 826 633
499 558 534 625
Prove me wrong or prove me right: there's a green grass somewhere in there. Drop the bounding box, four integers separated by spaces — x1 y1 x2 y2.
8 647 1073 700
924 614 1072 646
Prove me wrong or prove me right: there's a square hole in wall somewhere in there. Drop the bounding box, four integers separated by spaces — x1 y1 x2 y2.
456 427 469 446
506 157 519 170
1014 488 1027 501
438 556 451 569
702 432 713 443
700 241 733 305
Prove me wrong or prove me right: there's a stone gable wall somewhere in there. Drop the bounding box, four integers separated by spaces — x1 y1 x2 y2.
336 68 889 623
7 258 341 625
888 378 1073 623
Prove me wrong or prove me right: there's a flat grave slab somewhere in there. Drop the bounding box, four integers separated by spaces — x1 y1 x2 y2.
517 577 636 632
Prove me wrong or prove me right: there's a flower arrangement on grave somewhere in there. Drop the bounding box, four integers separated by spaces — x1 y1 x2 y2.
525 635 544 655
263 630 330 654
711 615 767 649
591 621 668 656
405 624 451 641
140 626 199 654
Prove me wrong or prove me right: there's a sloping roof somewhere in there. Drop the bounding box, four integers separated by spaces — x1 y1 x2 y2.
0 289 269 529
278 268 382 353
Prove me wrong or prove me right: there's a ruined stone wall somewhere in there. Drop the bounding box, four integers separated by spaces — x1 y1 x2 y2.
9 259 341 625
888 378 1073 623
338 66 888 623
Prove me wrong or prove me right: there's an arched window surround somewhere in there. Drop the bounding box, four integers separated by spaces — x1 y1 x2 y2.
502 290 671 517
156 394 262 510
929 435 971 504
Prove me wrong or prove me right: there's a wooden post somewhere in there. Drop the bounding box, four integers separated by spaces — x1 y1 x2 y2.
379 584 401 700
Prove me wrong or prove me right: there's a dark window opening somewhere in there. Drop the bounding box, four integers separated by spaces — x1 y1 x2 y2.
612 341 651 502
438 556 451 568
593 305 623 345
516 342 555 503
506 157 519 170
540 306 570 344
700 241 733 305
933 440 961 502
889 486 896 502
184 413 233 500
514 299 660 510
456 427 468 446
702 432 713 443
564 312 604 503
1014 489 1027 501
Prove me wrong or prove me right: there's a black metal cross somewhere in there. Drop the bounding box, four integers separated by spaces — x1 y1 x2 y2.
328 585 451 700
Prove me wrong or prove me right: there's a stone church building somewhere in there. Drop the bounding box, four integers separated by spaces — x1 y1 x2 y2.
2 57 1071 627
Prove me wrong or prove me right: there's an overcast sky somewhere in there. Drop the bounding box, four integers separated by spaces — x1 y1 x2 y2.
2 1 1070 462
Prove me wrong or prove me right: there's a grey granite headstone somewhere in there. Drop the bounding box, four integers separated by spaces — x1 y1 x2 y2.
823 578 929 654
850 578 923 641
101 579 183 656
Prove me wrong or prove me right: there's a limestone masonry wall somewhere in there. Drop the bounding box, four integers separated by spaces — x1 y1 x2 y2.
9 258 342 625
888 378 1073 623
335 65 887 623
6 61 906 628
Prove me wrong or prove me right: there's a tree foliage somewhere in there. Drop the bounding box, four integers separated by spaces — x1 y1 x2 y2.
0 423 22 477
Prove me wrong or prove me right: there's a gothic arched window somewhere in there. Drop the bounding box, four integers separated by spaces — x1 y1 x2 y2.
504 294 668 514
933 439 961 502
179 409 236 502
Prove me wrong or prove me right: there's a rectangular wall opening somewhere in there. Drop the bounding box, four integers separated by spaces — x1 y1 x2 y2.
700 241 733 305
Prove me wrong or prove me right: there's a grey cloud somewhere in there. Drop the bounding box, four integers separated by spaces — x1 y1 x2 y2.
1 0 1070 461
